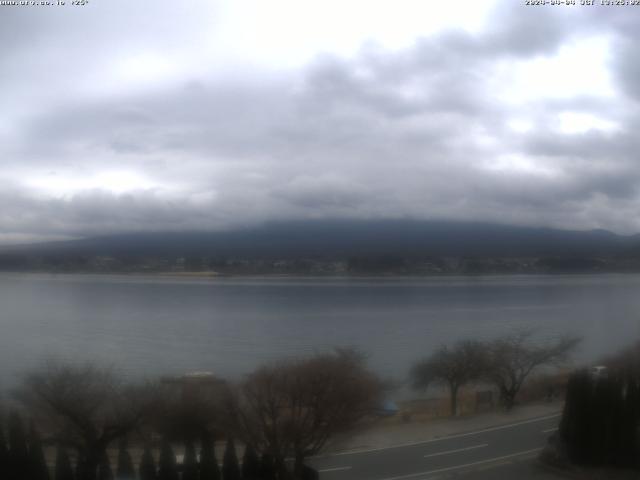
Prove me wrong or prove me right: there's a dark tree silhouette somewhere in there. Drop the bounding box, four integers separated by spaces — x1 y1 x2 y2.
622 373 640 468
300 464 319 480
259 453 276 480
241 444 260 480
16 362 156 480
560 368 640 469
115 439 135 480
75 452 87 480
411 340 486 416
97 452 114 480
559 370 592 464
157 440 179 480
222 439 240 480
138 445 157 480
7 411 29 480
199 432 220 480
0 423 9 480
181 440 198 480
28 424 50 480
54 446 74 480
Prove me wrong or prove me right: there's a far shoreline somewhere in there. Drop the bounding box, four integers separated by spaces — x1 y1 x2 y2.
2 269 640 280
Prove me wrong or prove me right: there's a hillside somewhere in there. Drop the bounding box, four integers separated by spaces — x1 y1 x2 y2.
1 220 640 274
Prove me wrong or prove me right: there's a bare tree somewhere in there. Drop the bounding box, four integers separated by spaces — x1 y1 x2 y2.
228 349 384 480
485 331 580 410
411 340 487 416
150 374 227 442
15 361 157 480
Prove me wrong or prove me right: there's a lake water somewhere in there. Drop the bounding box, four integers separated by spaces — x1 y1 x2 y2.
1 273 639 389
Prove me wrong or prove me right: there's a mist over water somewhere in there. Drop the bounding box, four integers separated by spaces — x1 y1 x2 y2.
0 273 638 389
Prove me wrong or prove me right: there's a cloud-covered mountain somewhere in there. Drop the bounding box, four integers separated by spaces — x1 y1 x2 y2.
6 220 636 260
2 2 640 243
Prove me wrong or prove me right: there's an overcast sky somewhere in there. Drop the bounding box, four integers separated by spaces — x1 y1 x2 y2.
1 0 639 243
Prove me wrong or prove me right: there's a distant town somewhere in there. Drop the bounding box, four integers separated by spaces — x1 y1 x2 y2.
2 253 640 275
3 220 640 275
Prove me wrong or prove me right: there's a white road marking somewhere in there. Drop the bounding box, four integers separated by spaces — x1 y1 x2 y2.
423 443 488 458
380 447 543 480
542 427 558 433
325 413 560 457
318 466 352 473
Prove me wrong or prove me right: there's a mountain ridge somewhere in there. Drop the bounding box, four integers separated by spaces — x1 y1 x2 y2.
2 219 638 259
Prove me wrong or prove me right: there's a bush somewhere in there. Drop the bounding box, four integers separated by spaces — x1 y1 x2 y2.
138 445 157 480
560 370 640 469
259 453 276 480
0 425 7 480
115 440 135 480
300 464 319 480
199 432 220 480
241 444 260 480
8 412 29 480
54 446 74 480
157 439 179 480
27 426 50 480
97 452 114 480
182 440 198 480
222 439 240 480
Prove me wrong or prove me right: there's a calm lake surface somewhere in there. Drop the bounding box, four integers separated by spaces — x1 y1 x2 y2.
1 273 639 388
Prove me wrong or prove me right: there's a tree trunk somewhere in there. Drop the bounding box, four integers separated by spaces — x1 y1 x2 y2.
450 384 459 416
500 387 516 411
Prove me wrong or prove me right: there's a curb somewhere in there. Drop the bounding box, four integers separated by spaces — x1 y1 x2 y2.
536 456 585 479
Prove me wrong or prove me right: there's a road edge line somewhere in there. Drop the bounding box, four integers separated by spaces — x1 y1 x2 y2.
380 447 543 480
323 412 560 457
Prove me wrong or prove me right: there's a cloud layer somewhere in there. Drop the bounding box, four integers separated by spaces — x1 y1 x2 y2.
1 1 640 242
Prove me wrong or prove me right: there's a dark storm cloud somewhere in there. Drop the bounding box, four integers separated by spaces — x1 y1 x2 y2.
2 0 640 242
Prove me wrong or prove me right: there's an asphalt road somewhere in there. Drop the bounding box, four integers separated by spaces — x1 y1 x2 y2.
309 414 561 480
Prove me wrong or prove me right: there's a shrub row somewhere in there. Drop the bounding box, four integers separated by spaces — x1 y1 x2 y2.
0 413 318 480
